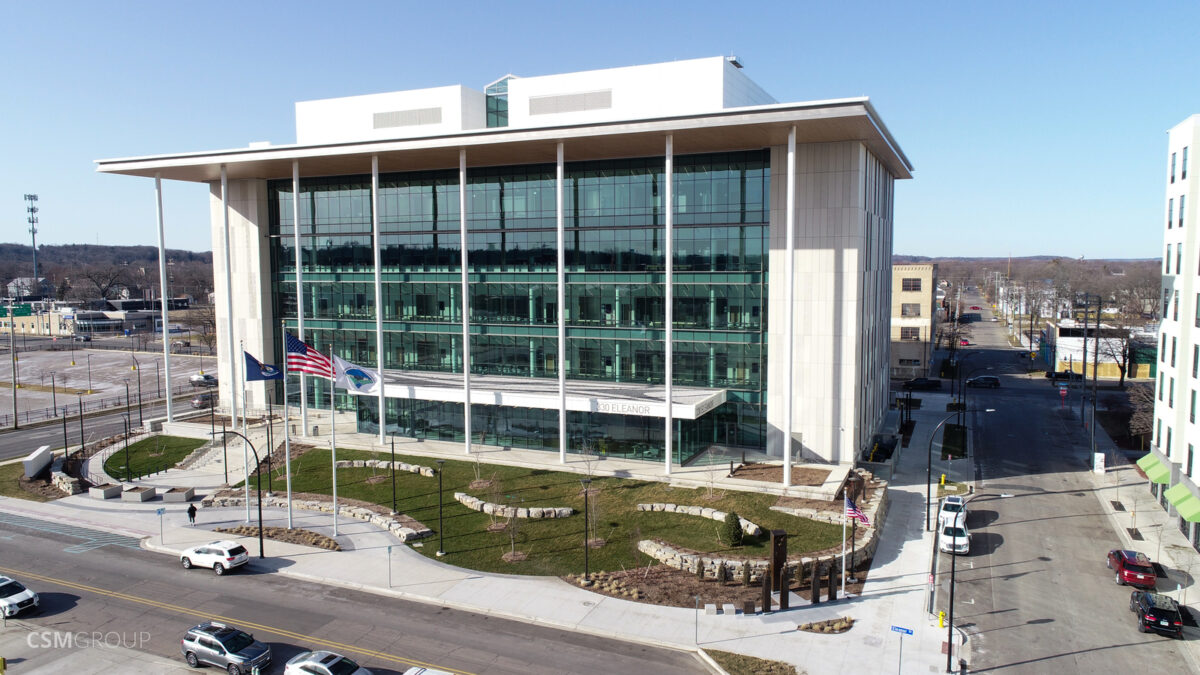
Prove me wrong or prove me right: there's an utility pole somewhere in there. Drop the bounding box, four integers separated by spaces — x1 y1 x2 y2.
24 194 39 289
1080 293 1089 424
8 297 16 430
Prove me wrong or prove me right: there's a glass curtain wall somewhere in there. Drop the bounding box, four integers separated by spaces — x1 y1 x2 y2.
269 150 770 463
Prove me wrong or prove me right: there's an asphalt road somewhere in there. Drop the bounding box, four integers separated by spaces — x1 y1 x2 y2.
932 294 1195 673
0 399 198 461
0 513 704 675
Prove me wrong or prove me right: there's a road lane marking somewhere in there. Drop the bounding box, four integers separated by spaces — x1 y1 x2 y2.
0 564 473 675
0 511 142 553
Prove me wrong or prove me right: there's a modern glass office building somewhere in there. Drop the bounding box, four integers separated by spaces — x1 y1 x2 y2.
98 56 911 470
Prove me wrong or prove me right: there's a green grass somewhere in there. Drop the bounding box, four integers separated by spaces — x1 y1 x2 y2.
104 435 206 480
251 448 843 577
0 462 51 502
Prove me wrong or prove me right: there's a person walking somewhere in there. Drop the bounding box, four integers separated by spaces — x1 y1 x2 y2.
187 503 197 526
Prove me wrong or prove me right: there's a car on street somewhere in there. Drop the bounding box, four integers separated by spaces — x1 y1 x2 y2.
959 338 971 346
938 496 969 529
180 540 250 575
0 575 38 617
190 373 218 387
1129 590 1183 638
191 393 215 409
1108 549 1157 588
902 377 942 391
72 334 92 342
939 522 971 555
285 650 373 675
970 305 981 310
966 375 1000 388
180 621 272 674
1045 370 1083 381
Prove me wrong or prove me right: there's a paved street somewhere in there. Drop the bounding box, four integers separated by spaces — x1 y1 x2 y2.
0 512 705 675
0 400 193 461
926 294 1196 673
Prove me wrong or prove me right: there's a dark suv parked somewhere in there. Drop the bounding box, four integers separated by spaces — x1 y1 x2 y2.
902 378 942 391
180 621 271 674
1130 591 1183 638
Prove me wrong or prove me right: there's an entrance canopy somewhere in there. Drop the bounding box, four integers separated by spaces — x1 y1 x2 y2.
350 369 726 420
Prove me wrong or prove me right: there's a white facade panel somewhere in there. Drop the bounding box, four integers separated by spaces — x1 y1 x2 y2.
295 85 485 145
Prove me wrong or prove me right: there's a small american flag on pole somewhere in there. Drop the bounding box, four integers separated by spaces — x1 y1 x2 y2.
285 333 333 379
845 496 870 525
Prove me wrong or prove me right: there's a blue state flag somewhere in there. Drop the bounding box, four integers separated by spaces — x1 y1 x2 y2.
244 351 284 381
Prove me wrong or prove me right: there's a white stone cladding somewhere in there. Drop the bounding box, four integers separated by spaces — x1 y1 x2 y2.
766 141 893 464
210 178 275 415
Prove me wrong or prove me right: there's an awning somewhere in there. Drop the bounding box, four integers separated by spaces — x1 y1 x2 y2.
1136 453 1171 484
1165 484 1200 522
352 369 727 420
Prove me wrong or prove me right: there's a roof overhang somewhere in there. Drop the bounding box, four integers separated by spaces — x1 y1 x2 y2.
348 369 726 420
95 98 912 183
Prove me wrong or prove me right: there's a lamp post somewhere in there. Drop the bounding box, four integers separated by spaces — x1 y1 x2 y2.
212 428 266 559
49 370 56 412
946 492 982 674
136 364 143 427
86 353 92 394
121 415 131 481
77 394 84 454
581 477 592 580
390 434 397 515
436 459 446 557
926 408 995 532
156 359 161 399
124 380 131 422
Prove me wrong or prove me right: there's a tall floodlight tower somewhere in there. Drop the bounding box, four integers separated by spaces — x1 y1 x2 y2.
23 194 39 293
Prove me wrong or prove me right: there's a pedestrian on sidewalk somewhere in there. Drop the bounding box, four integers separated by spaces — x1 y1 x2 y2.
187 504 197 526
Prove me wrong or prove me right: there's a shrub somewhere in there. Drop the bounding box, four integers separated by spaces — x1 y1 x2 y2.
724 511 744 547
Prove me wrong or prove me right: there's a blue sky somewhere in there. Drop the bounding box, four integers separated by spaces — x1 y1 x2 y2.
2 1 1196 258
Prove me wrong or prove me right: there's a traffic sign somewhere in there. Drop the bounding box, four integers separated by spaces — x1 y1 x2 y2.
0 304 32 317
155 508 166 516
891 625 913 635
1059 387 1068 399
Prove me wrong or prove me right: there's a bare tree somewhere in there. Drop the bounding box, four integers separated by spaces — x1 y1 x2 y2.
1128 383 1155 450
75 264 132 300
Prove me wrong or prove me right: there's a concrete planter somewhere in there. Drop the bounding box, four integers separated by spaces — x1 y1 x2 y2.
162 487 195 502
90 483 122 500
121 486 155 502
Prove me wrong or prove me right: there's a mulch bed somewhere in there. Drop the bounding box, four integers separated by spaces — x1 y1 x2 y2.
214 524 340 551
731 463 831 487
568 558 872 609
18 476 66 500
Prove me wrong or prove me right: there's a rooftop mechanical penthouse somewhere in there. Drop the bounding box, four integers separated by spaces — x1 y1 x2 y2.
97 56 912 472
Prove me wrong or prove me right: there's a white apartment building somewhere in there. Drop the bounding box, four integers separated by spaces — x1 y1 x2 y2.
1148 115 1200 548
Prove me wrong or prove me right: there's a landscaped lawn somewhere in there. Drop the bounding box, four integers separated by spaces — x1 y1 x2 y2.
257 448 843 577
0 461 51 502
104 435 207 480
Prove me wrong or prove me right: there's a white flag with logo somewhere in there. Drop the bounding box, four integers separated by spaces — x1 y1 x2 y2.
332 355 381 395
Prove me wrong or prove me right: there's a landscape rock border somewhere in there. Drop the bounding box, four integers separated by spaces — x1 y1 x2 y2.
201 494 433 542
335 459 435 477
453 492 574 519
635 503 763 536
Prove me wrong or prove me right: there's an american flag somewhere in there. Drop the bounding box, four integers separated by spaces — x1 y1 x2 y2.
845 496 870 525
285 333 333 379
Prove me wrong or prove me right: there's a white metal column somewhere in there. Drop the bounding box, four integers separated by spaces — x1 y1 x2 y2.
221 166 238 430
154 174 173 422
371 156 386 444
557 142 567 464
459 149 472 455
664 135 674 476
783 127 796 488
293 161 307 436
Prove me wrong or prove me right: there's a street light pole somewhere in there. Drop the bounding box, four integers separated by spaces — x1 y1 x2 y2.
927 408 995 532
212 429 266 559
86 353 92 394
390 434 397 515
436 459 446 557
582 477 592 580
136 366 143 426
77 394 84 453
947 529 958 674
122 415 131 481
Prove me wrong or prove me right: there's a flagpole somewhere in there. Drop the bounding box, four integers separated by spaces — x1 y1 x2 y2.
330 344 338 538
841 496 847 597
241 341 249 524
282 321 293 529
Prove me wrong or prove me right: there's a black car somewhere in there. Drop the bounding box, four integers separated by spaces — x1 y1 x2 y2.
902 378 942 391
965 375 1000 388
1130 590 1183 638
1045 370 1083 381
72 335 91 342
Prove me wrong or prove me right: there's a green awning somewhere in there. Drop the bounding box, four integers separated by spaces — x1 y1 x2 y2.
1178 495 1200 523
1165 483 1193 507
1137 453 1171 484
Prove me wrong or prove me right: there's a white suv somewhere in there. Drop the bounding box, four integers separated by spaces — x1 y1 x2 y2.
180 540 250 575
939 518 971 555
0 575 38 617
937 496 969 529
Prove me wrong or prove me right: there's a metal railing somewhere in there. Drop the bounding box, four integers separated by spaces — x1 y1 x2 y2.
0 383 199 429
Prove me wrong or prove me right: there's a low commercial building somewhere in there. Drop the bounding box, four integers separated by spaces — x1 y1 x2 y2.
890 264 938 379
